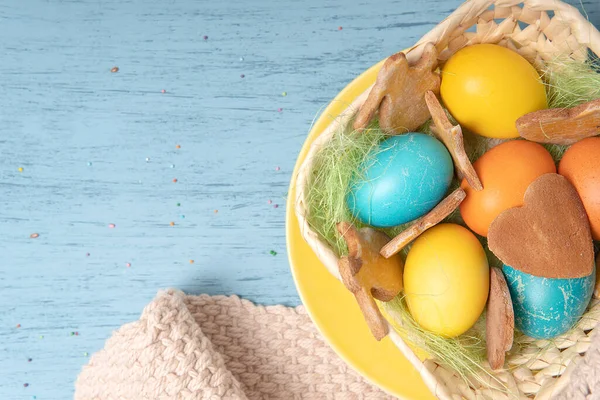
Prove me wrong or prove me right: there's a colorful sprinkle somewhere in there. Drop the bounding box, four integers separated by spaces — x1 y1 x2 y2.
169 222 175 226
161 89 166 93
273 204 279 209
39 335 43 339
70 332 75 336
175 144 181 149
214 209 218 214
180 215 185 219
109 223 116 229
270 250 277 256
189 260 194 264
30 233 39 239
275 166 281 171
24 383 29 388
87 162 92 166
173 178 178 183
267 199 272 204
18 167 24 172
282 92 287 97
170 164 175 168
277 108 283 112
240 74 245 78
146 157 150 162
86 253 90 257
28 358 32 362
338 26 343 30
203 35 208 40
16 324 21 328
176 203 181 207
84 352 89 357
111 66 119 73
126 263 131 268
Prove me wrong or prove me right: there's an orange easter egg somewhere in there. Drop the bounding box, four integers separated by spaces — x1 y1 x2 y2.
559 137 600 240
460 140 556 237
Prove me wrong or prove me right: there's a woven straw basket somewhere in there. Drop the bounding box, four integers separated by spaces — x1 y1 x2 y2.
295 0 600 399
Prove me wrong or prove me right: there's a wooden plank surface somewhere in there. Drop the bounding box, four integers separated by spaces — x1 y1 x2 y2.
0 0 598 398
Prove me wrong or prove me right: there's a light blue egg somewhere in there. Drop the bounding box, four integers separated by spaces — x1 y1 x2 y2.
503 264 595 339
346 133 453 228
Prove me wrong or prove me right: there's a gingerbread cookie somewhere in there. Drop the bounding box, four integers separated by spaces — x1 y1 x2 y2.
488 174 594 279
337 222 404 340
486 268 514 370
517 99 600 145
425 91 482 191
353 43 440 134
380 188 466 258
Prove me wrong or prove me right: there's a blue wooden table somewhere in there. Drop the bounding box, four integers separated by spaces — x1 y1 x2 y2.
1 0 598 398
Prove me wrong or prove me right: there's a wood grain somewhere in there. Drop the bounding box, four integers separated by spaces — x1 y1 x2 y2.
0 0 597 398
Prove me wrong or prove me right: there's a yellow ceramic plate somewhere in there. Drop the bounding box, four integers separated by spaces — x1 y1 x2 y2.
285 60 434 400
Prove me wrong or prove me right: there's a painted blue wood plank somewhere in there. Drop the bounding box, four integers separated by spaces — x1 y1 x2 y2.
0 0 598 398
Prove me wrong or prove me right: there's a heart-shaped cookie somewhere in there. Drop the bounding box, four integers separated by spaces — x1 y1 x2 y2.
488 173 594 279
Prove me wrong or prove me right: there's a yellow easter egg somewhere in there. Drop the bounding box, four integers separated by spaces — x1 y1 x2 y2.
440 44 547 139
404 223 489 337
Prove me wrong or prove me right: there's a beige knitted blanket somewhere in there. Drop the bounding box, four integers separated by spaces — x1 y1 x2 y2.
75 289 599 399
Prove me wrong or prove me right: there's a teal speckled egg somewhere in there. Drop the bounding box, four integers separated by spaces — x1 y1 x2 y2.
503 264 595 339
346 133 453 228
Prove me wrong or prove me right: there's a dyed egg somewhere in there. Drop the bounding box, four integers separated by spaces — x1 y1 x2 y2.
559 137 600 240
404 224 489 337
347 133 453 228
460 141 556 237
503 264 595 339
441 44 547 139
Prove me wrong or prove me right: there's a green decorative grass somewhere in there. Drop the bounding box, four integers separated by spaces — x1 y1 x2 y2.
544 55 600 109
380 296 498 387
304 121 391 256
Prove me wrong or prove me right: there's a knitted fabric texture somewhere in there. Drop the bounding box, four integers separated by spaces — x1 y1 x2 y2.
75 289 394 399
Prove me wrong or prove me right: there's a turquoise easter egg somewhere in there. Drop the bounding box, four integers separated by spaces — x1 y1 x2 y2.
503 264 595 339
347 133 453 228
